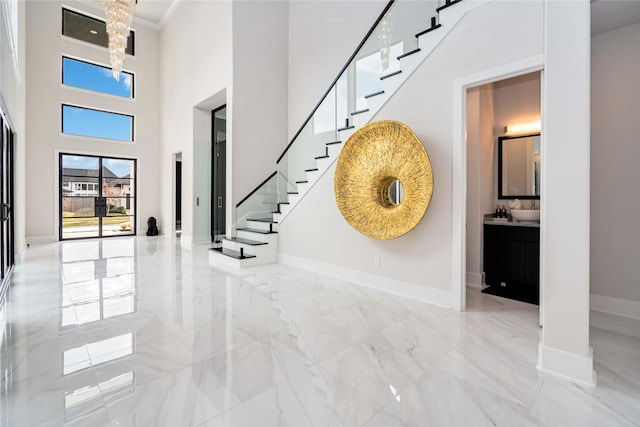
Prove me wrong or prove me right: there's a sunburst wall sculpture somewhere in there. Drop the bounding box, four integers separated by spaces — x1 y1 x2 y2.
334 120 433 240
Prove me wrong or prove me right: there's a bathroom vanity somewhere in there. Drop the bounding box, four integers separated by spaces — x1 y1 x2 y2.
483 219 540 305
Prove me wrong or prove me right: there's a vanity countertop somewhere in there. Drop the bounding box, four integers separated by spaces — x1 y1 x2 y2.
483 214 540 228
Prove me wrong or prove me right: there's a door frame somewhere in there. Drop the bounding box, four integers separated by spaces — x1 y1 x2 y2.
0 106 15 301
211 104 226 243
452 55 544 311
58 151 138 241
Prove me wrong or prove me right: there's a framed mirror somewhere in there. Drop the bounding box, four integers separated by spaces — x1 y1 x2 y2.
498 133 540 199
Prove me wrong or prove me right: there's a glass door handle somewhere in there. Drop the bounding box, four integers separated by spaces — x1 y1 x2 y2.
218 197 223 208
1 204 9 221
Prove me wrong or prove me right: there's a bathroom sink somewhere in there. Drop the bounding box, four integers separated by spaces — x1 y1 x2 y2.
511 209 540 222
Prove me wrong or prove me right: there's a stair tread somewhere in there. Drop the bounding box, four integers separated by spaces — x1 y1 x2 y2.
397 48 421 60
314 155 330 159
287 191 299 194
210 247 256 260
364 90 385 99
247 217 278 224
224 237 267 246
380 70 402 80
436 0 462 13
337 125 355 131
351 109 370 116
295 180 309 183
415 23 442 38
325 141 342 146
237 227 277 235
305 168 319 172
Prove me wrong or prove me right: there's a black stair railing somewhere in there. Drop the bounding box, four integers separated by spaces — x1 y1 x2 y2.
236 0 459 230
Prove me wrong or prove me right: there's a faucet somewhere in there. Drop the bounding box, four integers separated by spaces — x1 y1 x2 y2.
531 200 536 210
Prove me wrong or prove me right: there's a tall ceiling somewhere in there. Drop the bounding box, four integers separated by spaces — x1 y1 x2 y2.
80 0 179 29
83 0 640 35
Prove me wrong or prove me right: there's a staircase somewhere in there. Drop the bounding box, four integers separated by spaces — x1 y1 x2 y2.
209 0 472 269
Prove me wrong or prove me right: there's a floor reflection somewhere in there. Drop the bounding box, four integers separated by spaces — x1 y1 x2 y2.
60 238 137 327
59 239 138 421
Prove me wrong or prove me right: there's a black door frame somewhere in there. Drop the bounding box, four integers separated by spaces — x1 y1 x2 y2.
211 105 226 242
0 107 15 302
59 153 137 241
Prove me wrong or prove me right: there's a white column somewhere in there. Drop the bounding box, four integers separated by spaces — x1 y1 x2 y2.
538 0 594 386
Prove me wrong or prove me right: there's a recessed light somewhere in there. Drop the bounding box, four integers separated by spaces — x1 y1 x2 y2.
90 30 98 35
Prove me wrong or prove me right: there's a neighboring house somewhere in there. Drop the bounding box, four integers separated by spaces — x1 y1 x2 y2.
62 166 132 213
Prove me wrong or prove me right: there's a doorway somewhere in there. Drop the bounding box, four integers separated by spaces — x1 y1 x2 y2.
0 109 15 298
211 105 226 243
59 153 136 240
175 154 182 232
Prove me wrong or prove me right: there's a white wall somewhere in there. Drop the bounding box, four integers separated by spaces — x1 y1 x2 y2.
288 0 387 139
591 23 640 307
279 1 544 297
230 1 289 221
159 0 232 245
538 0 593 386
25 1 160 242
0 0 26 259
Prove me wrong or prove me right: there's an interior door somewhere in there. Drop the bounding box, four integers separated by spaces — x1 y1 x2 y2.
211 105 226 242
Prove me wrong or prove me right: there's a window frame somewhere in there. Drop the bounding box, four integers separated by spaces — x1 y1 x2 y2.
62 56 135 99
61 104 135 143
61 7 135 56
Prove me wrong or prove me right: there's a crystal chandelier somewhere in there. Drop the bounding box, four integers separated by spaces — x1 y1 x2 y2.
101 0 137 81
378 17 392 71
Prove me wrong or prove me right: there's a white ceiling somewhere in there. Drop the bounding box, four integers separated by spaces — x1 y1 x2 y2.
591 0 640 36
80 0 179 29
134 0 179 27
84 0 640 36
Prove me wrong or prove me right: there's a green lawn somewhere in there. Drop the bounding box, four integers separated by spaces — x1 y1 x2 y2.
62 211 131 227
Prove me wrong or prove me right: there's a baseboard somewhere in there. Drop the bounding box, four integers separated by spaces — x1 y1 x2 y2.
537 343 596 387
590 293 640 320
180 234 193 249
14 242 27 264
278 253 452 309
466 271 484 288
26 235 56 245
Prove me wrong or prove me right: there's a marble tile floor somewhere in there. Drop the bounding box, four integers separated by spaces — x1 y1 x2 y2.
0 236 638 426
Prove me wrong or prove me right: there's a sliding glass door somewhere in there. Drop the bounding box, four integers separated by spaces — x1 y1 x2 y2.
60 154 136 240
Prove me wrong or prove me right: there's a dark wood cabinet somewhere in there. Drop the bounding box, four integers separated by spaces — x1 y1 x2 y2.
483 224 540 305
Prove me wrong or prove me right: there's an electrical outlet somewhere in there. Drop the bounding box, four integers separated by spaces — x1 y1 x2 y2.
374 256 380 267
500 281 507 287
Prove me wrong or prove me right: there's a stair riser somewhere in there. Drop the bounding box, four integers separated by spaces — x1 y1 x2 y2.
209 250 264 270
236 230 278 244
245 220 278 232
222 240 273 258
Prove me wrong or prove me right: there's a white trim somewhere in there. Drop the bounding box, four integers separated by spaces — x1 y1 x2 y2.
180 233 192 249
26 235 57 245
14 242 26 264
591 294 640 320
278 253 452 309
466 271 484 287
452 55 544 312
537 343 596 387
158 0 182 29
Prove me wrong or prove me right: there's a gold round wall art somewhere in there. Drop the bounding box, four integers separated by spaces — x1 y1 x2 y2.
334 120 433 240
